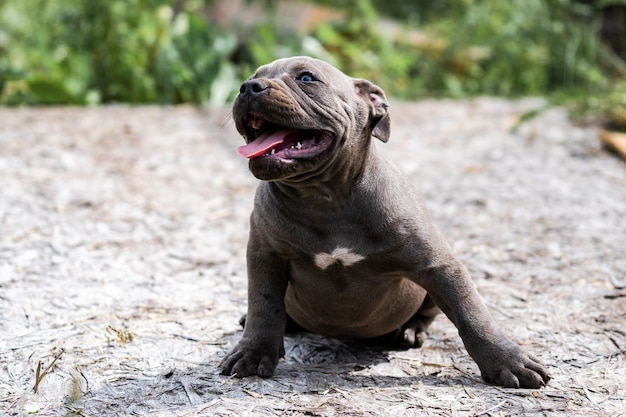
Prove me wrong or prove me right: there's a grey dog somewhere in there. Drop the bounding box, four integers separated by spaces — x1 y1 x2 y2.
219 56 550 389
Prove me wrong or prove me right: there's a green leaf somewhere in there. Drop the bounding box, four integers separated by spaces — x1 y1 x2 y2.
27 77 81 104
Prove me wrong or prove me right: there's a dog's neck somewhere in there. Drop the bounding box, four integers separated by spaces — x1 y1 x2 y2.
268 141 379 209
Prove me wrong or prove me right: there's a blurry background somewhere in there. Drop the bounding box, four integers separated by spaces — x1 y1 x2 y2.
0 0 625 125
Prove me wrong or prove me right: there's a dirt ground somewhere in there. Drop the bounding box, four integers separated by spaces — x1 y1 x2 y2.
1 99 625 416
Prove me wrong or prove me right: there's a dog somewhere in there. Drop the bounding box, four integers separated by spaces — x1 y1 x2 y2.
219 56 550 388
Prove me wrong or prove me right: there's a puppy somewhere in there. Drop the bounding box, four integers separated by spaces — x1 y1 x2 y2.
220 56 550 388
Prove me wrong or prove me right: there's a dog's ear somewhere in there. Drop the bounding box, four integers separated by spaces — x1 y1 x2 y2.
354 79 391 143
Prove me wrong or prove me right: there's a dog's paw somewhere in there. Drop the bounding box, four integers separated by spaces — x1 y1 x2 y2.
389 326 427 349
478 343 550 388
219 341 281 378
390 310 436 349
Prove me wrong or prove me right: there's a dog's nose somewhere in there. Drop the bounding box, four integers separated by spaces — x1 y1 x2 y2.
239 79 268 95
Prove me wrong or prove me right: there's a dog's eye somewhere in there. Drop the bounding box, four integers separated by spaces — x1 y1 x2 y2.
296 72 317 83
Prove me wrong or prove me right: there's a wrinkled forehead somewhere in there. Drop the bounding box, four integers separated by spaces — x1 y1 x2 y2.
253 56 351 85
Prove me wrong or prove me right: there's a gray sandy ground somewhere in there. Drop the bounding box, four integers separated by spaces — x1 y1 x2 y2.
0 99 625 416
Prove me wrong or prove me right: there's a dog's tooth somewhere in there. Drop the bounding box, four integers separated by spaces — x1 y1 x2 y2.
296 141 303 149
271 148 276 155
247 115 263 129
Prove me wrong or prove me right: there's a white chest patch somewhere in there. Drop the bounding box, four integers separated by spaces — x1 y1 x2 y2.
314 247 366 271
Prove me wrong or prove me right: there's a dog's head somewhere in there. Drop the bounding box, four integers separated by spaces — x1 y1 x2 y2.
233 56 390 182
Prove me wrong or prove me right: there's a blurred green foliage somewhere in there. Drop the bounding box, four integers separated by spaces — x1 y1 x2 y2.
0 0 238 105
314 0 611 99
0 0 624 115
560 78 626 128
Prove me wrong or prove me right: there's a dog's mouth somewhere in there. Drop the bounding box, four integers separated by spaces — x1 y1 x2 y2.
237 113 333 160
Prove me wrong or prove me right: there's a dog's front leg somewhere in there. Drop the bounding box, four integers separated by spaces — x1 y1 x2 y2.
417 260 550 388
219 227 288 378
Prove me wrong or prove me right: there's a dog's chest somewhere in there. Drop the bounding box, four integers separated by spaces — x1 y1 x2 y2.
260 184 410 274
283 229 370 272
279 217 406 277
313 246 366 270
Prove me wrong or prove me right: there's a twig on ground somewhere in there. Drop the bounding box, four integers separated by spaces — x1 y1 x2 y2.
106 325 134 346
609 275 625 290
33 348 65 393
475 399 510 416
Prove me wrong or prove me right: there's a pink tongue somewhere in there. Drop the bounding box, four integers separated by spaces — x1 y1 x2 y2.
237 130 295 158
